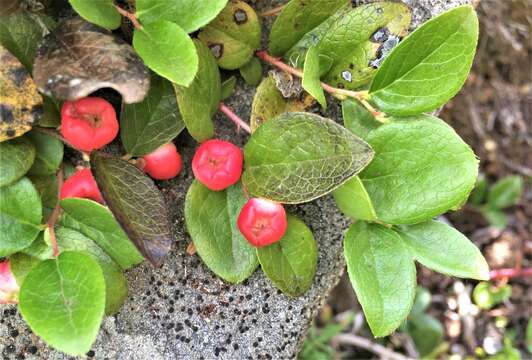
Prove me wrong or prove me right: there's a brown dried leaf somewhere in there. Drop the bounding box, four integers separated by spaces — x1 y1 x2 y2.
32 17 150 104
0 46 42 142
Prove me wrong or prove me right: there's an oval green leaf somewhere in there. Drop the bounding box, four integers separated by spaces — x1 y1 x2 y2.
344 222 416 337
487 175 524 210
302 47 327 108
59 198 144 270
121 73 185 157
369 5 479 115
29 174 58 221
242 112 374 204
342 99 381 139
26 130 63 176
90 152 174 266
332 176 377 221
256 215 317 297
133 20 198 86
239 57 262 86
174 40 221 142
359 115 478 224
0 177 42 257
185 181 258 283
0 137 35 187
68 0 121 30
19 251 105 356
397 220 489 280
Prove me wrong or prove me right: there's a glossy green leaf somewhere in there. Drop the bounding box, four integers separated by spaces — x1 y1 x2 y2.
342 99 381 139
21 230 53 260
242 112 374 204
90 153 174 266
26 131 63 176
133 20 198 86
121 73 184 157
268 0 349 56
0 137 35 187
487 175 523 209
174 40 221 142
0 177 42 257
68 0 121 30
473 282 512 310
256 215 317 297
397 220 489 280
185 181 258 283
344 222 416 337
10 252 42 286
198 0 261 70
29 174 57 221
239 57 262 86
19 251 105 356
136 0 228 33
56 227 128 315
302 47 327 108
359 115 478 224
332 176 377 221
221 76 237 100
369 5 479 115
59 198 144 270
407 313 444 357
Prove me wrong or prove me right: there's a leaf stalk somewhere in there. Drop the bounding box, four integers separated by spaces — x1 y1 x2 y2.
218 102 251 134
114 5 142 30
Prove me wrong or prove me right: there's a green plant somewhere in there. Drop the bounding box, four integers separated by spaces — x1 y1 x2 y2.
0 0 494 355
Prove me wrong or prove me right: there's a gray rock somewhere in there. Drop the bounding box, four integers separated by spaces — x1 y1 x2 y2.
0 1 471 359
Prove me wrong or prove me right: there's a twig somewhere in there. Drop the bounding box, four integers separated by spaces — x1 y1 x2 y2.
114 5 142 30
334 333 414 360
218 102 251 134
259 4 286 17
255 50 387 121
47 166 64 257
489 267 532 280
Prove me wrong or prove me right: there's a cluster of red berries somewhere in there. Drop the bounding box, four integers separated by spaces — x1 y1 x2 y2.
59 97 287 248
191 140 287 248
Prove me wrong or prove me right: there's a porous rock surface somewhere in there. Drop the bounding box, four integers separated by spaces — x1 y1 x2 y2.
0 1 471 358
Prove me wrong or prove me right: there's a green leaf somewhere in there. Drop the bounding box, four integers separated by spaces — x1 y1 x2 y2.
397 220 489 280
239 57 262 86
136 0 228 33
481 208 508 229
487 175 523 210
256 215 317 297
332 176 377 221
242 112 374 204
10 252 42 286
526 318 532 353
184 181 258 283
359 115 478 224
302 47 327 108
369 5 479 115
121 73 185 157
407 313 444 357
38 96 61 128
250 75 289 132
19 251 105 356
221 76 237 100
0 137 35 187
0 177 42 257
56 227 128 315
473 281 512 310
410 286 431 317
0 11 55 70
268 0 349 56
133 20 198 86
26 131 63 176
198 0 261 70
21 230 53 260
344 222 416 337
68 0 121 30
469 176 487 206
29 174 58 221
59 198 143 270
174 40 221 142
342 99 381 139
90 153 174 266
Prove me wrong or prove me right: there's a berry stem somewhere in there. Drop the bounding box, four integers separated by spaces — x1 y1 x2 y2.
114 4 142 30
489 267 532 280
48 166 64 257
218 102 252 134
255 50 388 122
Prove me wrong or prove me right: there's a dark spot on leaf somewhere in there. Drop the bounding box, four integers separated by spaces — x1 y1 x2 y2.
376 7 383 14
0 104 14 123
6 129 16 137
233 9 247 24
9 66 28 87
208 43 224 59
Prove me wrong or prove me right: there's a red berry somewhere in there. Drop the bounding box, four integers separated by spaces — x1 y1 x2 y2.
192 139 243 191
60 168 104 203
0 259 19 304
237 198 288 247
60 97 119 152
142 143 182 180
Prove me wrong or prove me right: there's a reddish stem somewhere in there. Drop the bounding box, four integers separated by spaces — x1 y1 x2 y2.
47 166 64 257
218 102 251 134
489 267 532 280
114 5 142 30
